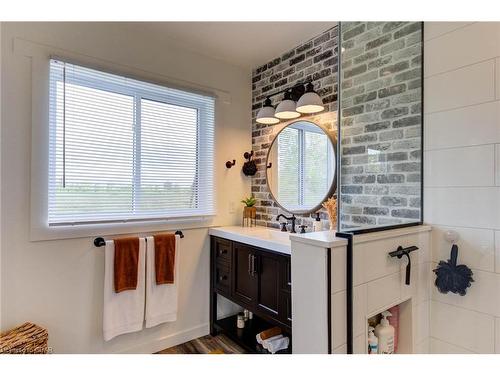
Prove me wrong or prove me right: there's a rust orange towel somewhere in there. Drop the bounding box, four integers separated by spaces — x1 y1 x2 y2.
153 233 176 285
259 327 282 341
114 237 140 293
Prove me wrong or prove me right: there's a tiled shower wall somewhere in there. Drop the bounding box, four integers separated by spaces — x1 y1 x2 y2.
424 22 500 354
339 22 423 230
251 26 338 229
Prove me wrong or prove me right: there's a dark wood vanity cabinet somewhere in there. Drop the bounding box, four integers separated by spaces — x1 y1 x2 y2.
210 236 292 333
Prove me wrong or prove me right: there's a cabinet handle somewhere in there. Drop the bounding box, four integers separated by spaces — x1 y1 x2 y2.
251 255 257 276
248 254 252 275
218 249 227 255
218 275 227 281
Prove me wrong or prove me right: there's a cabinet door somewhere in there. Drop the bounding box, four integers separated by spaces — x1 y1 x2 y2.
255 250 281 318
232 243 257 306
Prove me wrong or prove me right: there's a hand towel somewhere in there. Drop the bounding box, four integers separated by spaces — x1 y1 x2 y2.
261 334 284 349
266 336 290 354
152 233 176 284
145 235 179 328
113 237 140 293
103 239 146 341
258 326 282 341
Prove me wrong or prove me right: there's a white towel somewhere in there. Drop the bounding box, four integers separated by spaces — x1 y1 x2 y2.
103 239 146 341
145 235 179 328
266 336 290 354
256 332 282 345
262 334 283 349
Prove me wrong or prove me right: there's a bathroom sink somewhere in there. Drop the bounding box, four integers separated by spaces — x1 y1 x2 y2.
208 226 293 255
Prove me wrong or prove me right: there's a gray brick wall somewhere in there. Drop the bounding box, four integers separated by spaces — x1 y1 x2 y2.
251 26 339 230
339 22 422 230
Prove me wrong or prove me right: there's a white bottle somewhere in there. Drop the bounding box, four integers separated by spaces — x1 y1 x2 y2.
313 213 322 232
367 326 378 354
374 311 395 354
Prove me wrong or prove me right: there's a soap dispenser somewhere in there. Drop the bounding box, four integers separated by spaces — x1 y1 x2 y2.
374 311 395 354
313 213 322 232
367 326 378 354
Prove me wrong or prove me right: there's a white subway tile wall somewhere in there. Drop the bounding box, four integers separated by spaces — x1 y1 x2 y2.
424 101 500 151
429 337 475 354
425 60 495 113
430 301 495 353
496 58 500 100
496 231 500 274
424 22 500 353
423 22 473 42
431 226 495 273
424 145 495 187
496 145 500 186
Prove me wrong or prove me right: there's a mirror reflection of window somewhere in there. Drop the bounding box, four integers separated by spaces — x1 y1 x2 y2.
269 121 335 213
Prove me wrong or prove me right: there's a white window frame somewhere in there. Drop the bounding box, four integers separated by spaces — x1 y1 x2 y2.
29 54 219 241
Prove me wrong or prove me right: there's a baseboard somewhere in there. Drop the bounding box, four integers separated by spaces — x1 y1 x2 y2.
118 323 210 354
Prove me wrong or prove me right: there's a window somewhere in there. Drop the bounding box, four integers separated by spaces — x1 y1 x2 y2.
48 59 215 225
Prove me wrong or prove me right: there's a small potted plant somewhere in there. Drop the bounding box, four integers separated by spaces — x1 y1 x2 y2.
241 196 257 226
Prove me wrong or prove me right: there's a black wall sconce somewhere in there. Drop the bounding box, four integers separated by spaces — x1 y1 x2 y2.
242 151 257 176
266 162 272 169
225 160 236 169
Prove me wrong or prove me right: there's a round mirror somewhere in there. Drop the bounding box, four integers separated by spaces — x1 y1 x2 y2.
266 120 337 214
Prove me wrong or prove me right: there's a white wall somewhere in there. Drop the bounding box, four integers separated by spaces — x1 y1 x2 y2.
424 22 500 353
0 22 251 353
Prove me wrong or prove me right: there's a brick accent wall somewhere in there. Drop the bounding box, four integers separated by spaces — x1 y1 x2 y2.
339 22 423 230
251 26 339 230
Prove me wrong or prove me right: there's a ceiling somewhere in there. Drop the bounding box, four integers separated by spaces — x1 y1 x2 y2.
134 22 336 70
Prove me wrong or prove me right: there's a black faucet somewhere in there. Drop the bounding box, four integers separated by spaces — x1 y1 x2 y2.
276 214 297 233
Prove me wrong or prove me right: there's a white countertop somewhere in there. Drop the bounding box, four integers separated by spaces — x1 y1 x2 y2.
209 226 294 255
209 226 349 255
289 230 348 248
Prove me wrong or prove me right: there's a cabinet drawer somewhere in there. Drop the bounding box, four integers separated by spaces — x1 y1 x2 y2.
215 264 231 294
214 238 232 265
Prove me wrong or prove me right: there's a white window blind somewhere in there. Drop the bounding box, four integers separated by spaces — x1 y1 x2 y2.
48 59 215 225
277 122 333 211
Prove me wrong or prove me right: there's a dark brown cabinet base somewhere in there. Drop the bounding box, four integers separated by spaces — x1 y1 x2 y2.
210 236 292 353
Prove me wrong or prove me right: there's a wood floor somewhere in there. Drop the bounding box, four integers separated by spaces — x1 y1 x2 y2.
156 334 246 354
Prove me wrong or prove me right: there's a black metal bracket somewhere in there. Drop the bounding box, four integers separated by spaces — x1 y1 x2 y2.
389 245 419 285
335 232 353 354
93 230 184 247
264 80 310 102
225 160 236 168
243 150 254 161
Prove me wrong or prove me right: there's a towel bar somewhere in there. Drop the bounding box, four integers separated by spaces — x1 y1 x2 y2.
94 230 184 247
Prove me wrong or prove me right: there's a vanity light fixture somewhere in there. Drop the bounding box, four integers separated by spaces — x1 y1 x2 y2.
256 97 280 124
274 90 301 120
296 82 325 114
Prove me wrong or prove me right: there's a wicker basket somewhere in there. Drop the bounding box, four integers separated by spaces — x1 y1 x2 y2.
0 322 49 354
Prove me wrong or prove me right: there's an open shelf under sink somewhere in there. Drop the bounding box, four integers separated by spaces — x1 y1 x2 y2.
214 313 292 354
